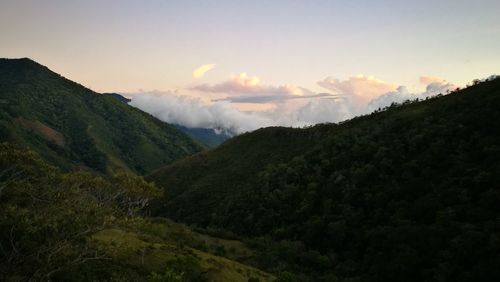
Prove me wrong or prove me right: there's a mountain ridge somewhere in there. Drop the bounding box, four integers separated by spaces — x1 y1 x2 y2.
0 58 203 174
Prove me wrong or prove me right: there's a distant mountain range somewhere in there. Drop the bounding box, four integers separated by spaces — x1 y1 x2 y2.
0 58 203 174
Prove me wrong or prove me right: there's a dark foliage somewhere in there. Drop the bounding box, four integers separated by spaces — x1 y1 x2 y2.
0 143 160 280
150 78 500 281
0 143 276 281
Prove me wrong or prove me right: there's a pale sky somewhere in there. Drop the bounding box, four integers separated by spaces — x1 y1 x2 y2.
1 0 499 132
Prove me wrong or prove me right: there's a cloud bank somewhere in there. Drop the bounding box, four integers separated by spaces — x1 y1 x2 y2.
129 74 457 135
129 92 274 135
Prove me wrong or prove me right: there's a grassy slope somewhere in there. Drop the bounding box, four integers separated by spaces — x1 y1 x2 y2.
0 58 203 174
92 220 274 282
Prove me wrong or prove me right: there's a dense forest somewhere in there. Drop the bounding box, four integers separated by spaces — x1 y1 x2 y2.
149 77 500 281
0 58 203 174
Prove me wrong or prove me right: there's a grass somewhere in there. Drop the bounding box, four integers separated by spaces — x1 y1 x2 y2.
92 225 274 282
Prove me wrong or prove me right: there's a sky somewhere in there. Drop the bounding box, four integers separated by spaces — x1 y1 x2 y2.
1 0 499 133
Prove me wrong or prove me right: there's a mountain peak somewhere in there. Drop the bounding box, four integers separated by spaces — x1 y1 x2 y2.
0 57 41 67
0 57 56 84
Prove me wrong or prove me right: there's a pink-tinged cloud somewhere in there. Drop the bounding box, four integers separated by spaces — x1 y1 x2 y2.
419 76 447 85
192 73 309 95
192 73 262 94
317 75 397 102
191 72 334 103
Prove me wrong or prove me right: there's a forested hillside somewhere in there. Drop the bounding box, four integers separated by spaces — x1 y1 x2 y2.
149 78 500 281
0 58 203 174
0 143 274 281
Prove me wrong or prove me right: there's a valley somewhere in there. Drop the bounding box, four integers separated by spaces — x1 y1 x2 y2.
0 59 499 281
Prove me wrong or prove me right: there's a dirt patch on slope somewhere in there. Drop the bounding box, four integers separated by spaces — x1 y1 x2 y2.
15 117 66 146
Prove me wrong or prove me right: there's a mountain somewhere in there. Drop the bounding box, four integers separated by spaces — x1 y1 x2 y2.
0 58 275 282
148 78 500 281
175 125 232 147
0 58 203 174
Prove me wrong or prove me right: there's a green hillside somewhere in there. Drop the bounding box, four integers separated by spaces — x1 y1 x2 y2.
0 58 203 174
149 78 500 281
0 143 274 281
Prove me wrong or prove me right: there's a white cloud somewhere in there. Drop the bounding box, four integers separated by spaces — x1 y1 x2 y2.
129 91 275 135
294 98 355 125
193 64 216 78
290 77 457 126
368 81 456 111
